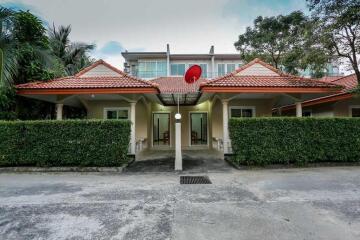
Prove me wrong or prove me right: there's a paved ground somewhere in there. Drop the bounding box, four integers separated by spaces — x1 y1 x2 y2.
0 167 360 239
129 149 230 173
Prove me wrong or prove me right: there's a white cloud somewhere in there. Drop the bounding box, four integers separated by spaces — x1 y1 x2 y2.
1 0 310 69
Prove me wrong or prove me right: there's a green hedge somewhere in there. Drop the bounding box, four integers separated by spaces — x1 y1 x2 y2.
0 120 131 167
229 118 360 166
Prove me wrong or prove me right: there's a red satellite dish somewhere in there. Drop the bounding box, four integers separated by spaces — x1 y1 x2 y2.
184 65 202 84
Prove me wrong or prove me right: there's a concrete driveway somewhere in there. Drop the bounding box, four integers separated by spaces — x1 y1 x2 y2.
0 167 360 240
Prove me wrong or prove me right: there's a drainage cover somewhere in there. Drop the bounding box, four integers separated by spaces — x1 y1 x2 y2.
180 176 212 184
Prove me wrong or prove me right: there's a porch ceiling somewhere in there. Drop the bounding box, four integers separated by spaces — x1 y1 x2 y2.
157 92 201 106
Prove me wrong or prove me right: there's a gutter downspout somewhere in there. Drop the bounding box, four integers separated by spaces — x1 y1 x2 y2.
166 44 170 77
210 45 215 78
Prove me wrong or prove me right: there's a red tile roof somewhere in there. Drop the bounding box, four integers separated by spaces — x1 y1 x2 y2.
201 58 341 91
16 60 159 93
151 77 207 93
329 74 357 92
17 76 157 89
317 76 345 83
279 74 358 111
202 75 339 88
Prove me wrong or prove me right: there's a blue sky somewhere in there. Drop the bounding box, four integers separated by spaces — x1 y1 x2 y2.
1 0 308 68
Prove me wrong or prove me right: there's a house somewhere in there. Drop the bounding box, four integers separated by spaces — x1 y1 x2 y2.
278 74 360 117
16 58 341 161
122 44 243 79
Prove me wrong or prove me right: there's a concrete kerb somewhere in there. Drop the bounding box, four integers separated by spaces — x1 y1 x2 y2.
0 166 125 173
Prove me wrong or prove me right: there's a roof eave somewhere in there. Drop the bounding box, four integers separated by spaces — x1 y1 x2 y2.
200 86 343 93
279 92 354 111
16 87 159 95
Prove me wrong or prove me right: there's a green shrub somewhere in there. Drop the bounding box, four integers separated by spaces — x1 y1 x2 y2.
0 120 131 167
229 118 360 166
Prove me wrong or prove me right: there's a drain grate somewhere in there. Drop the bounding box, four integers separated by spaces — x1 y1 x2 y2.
180 176 212 184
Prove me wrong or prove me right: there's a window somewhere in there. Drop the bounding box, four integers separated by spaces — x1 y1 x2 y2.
230 107 255 118
199 64 207 78
170 64 186 76
350 106 360 117
138 60 167 78
104 108 129 120
190 64 207 78
302 110 312 117
218 64 225 76
226 64 236 73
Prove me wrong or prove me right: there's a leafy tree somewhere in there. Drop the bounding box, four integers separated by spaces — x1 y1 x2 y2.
307 0 360 83
0 7 17 120
13 11 56 84
234 11 330 77
0 7 17 87
49 24 95 75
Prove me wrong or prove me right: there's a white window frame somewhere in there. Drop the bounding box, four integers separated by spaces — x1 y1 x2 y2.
188 111 209 147
151 111 172 148
217 63 226 76
170 63 186 76
229 106 256 118
226 63 236 73
138 60 167 78
349 105 360 117
103 107 130 120
188 63 208 78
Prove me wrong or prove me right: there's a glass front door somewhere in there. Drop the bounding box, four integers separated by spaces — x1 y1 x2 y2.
153 113 170 146
190 113 208 145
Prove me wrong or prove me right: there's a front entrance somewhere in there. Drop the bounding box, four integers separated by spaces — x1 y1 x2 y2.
153 113 170 146
190 112 208 146
129 149 230 173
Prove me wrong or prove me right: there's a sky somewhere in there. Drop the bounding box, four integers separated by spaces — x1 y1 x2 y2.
1 0 308 69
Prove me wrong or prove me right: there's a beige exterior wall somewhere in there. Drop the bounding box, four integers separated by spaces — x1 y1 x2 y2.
83 96 276 150
135 100 148 140
150 101 211 148
86 100 130 119
228 98 274 117
80 64 121 77
334 97 360 116
211 99 223 139
211 98 274 141
302 104 335 117
84 99 150 146
235 63 279 76
283 96 360 117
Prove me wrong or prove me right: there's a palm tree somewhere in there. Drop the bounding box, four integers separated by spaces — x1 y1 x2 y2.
49 24 95 75
0 7 18 88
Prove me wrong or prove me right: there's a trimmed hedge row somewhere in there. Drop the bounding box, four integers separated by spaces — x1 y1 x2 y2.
229 118 360 166
0 120 131 167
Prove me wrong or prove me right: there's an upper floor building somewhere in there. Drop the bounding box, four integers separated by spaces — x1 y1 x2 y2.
121 44 243 79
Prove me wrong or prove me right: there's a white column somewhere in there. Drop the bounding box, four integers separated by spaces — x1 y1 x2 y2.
130 102 136 154
56 103 63 120
175 118 182 171
296 102 302 117
222 100 229 154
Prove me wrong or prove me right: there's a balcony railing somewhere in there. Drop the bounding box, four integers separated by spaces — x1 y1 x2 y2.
127 71 231 79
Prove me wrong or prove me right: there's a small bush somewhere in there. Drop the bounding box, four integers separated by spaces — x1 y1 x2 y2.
0 120 131 167
229 118 360 166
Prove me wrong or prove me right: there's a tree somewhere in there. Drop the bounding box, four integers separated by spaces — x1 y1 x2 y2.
0 7 17 87
234 11 330 77
49 24 94 76
307 0 360 83
13 10 56 84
